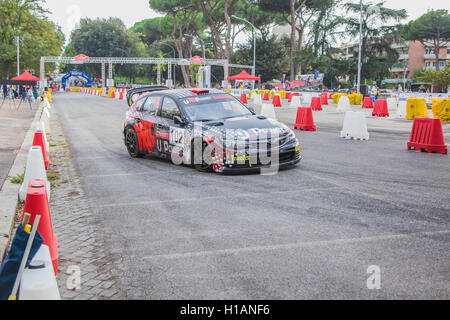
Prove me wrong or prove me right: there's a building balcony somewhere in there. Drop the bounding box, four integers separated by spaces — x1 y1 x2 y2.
424 53 444 59
391 66 408 72
391 42 409 49
398 54 409 60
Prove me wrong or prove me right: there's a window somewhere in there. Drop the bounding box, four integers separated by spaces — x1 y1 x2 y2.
160 97 182 121
142 96 161 115
426 61 430 67
134 97 146 111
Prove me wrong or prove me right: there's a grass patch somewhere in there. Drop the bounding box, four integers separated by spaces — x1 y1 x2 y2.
47 172 61 181
50 143 58 147
10 174 24 184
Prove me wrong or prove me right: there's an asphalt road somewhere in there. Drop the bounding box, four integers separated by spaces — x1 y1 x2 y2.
54 92 449 299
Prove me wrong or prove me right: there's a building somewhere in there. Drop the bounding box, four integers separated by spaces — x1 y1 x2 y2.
390 41 450 80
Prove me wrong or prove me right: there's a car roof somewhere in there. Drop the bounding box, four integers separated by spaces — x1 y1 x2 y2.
149 88 230 101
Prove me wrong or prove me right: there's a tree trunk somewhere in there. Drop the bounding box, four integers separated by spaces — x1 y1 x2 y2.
435 32 440 72
224 0 233 86
171 12 190 87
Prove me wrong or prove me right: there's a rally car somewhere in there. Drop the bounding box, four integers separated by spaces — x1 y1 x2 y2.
122 87 302 173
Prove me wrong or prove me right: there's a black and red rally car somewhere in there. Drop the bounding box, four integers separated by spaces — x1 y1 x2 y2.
122 87 302 173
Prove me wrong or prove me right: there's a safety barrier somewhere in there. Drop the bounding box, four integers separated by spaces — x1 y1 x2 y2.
407 118 447 154
431 99 449 123
310 97 323 111
240 94 248 104
272 94 282 107
362 97 373 109
340 111 370 141
294 107 316 131
336 96 351 113
372 100 389 117
406 98 429 120
260 103 277 120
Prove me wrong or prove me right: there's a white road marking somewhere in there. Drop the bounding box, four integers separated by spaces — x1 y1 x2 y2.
94 186 339 208
142 229 450 261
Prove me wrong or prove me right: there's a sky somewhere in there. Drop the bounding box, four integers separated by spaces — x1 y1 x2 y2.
44 0 449 45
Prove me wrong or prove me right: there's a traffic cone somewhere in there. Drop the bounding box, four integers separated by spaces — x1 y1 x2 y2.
119 90 124 100
111 90 115 99
294 107 316 131
32 131 49 170
19 146 50 202
22 180 58 275
286 92 292 101
311 97 323 111
272 94 282 107
408 118 447 154
362 97 373 109
372 100 389 117
240 93 248 104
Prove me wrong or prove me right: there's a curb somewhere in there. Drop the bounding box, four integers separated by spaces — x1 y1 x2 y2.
0 102 45 261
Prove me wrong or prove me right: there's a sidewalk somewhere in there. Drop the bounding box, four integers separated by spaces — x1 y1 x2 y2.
0 101 37 188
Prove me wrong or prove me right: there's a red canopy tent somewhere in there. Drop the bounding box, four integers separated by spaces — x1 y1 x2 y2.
227 70 260 81
11 70 40 82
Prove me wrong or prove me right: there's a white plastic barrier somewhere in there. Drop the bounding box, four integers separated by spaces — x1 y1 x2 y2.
260 103 277 120
39 119 50 152
252 94 262 107
290 95 302 108
397 101 407 118
340 111 370 141
19 146 50 202
302 93 312 106
387 97 398 111
19 245 61 300
336 96 352 112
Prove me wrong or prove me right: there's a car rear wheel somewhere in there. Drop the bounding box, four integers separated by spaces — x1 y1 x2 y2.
125 127 144 158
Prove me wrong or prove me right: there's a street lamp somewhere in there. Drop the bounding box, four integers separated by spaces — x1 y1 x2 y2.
14 36 24 77
184 34 205 64
357 0 363 95
232 15 256 89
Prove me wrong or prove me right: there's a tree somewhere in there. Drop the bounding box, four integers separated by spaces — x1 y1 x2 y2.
344 1 407 85
0 0 64 78
62 18 144 79
233 35 290 83
416 66 450 93
404 9 450 72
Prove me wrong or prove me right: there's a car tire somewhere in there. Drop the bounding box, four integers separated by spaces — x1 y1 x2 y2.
125 127 144 158
191 140 212 172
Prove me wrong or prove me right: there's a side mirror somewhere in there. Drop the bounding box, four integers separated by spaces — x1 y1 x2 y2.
174 116 186 126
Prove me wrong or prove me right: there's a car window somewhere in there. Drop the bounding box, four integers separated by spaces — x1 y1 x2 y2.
142 95 161 116
160 97 182 121
134 96 147 111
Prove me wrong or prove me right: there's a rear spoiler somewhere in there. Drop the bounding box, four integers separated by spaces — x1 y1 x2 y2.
126 86 169 106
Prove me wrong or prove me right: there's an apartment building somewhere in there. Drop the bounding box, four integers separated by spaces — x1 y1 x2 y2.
390 41 450 79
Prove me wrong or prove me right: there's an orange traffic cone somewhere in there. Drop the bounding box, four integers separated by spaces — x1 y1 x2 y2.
22 180 58 275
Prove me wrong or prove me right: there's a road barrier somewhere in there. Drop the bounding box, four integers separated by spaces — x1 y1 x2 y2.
431 99 449 123
302 93 312 106
336 96 351 113
406 98 429 120
253 94 262 107
362 97 373 109
387 97 398 111
397 101 407 118
372 100 389 117
272 94 282 107
32 131 49 170
290 95 301 108
294 107 316 131
340 111 370 141
407 117 447 154
19 244 60 300
260 103 277 120
320 93 328 106
311 97 323 111
19 146 50 203
22 180 58 275
240 93 248 104
263 92 270 101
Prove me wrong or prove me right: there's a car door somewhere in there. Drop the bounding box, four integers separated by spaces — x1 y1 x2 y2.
156 96 186 159
135 95 161 156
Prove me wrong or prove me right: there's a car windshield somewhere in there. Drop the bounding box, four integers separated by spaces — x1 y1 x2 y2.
183 96 252 121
